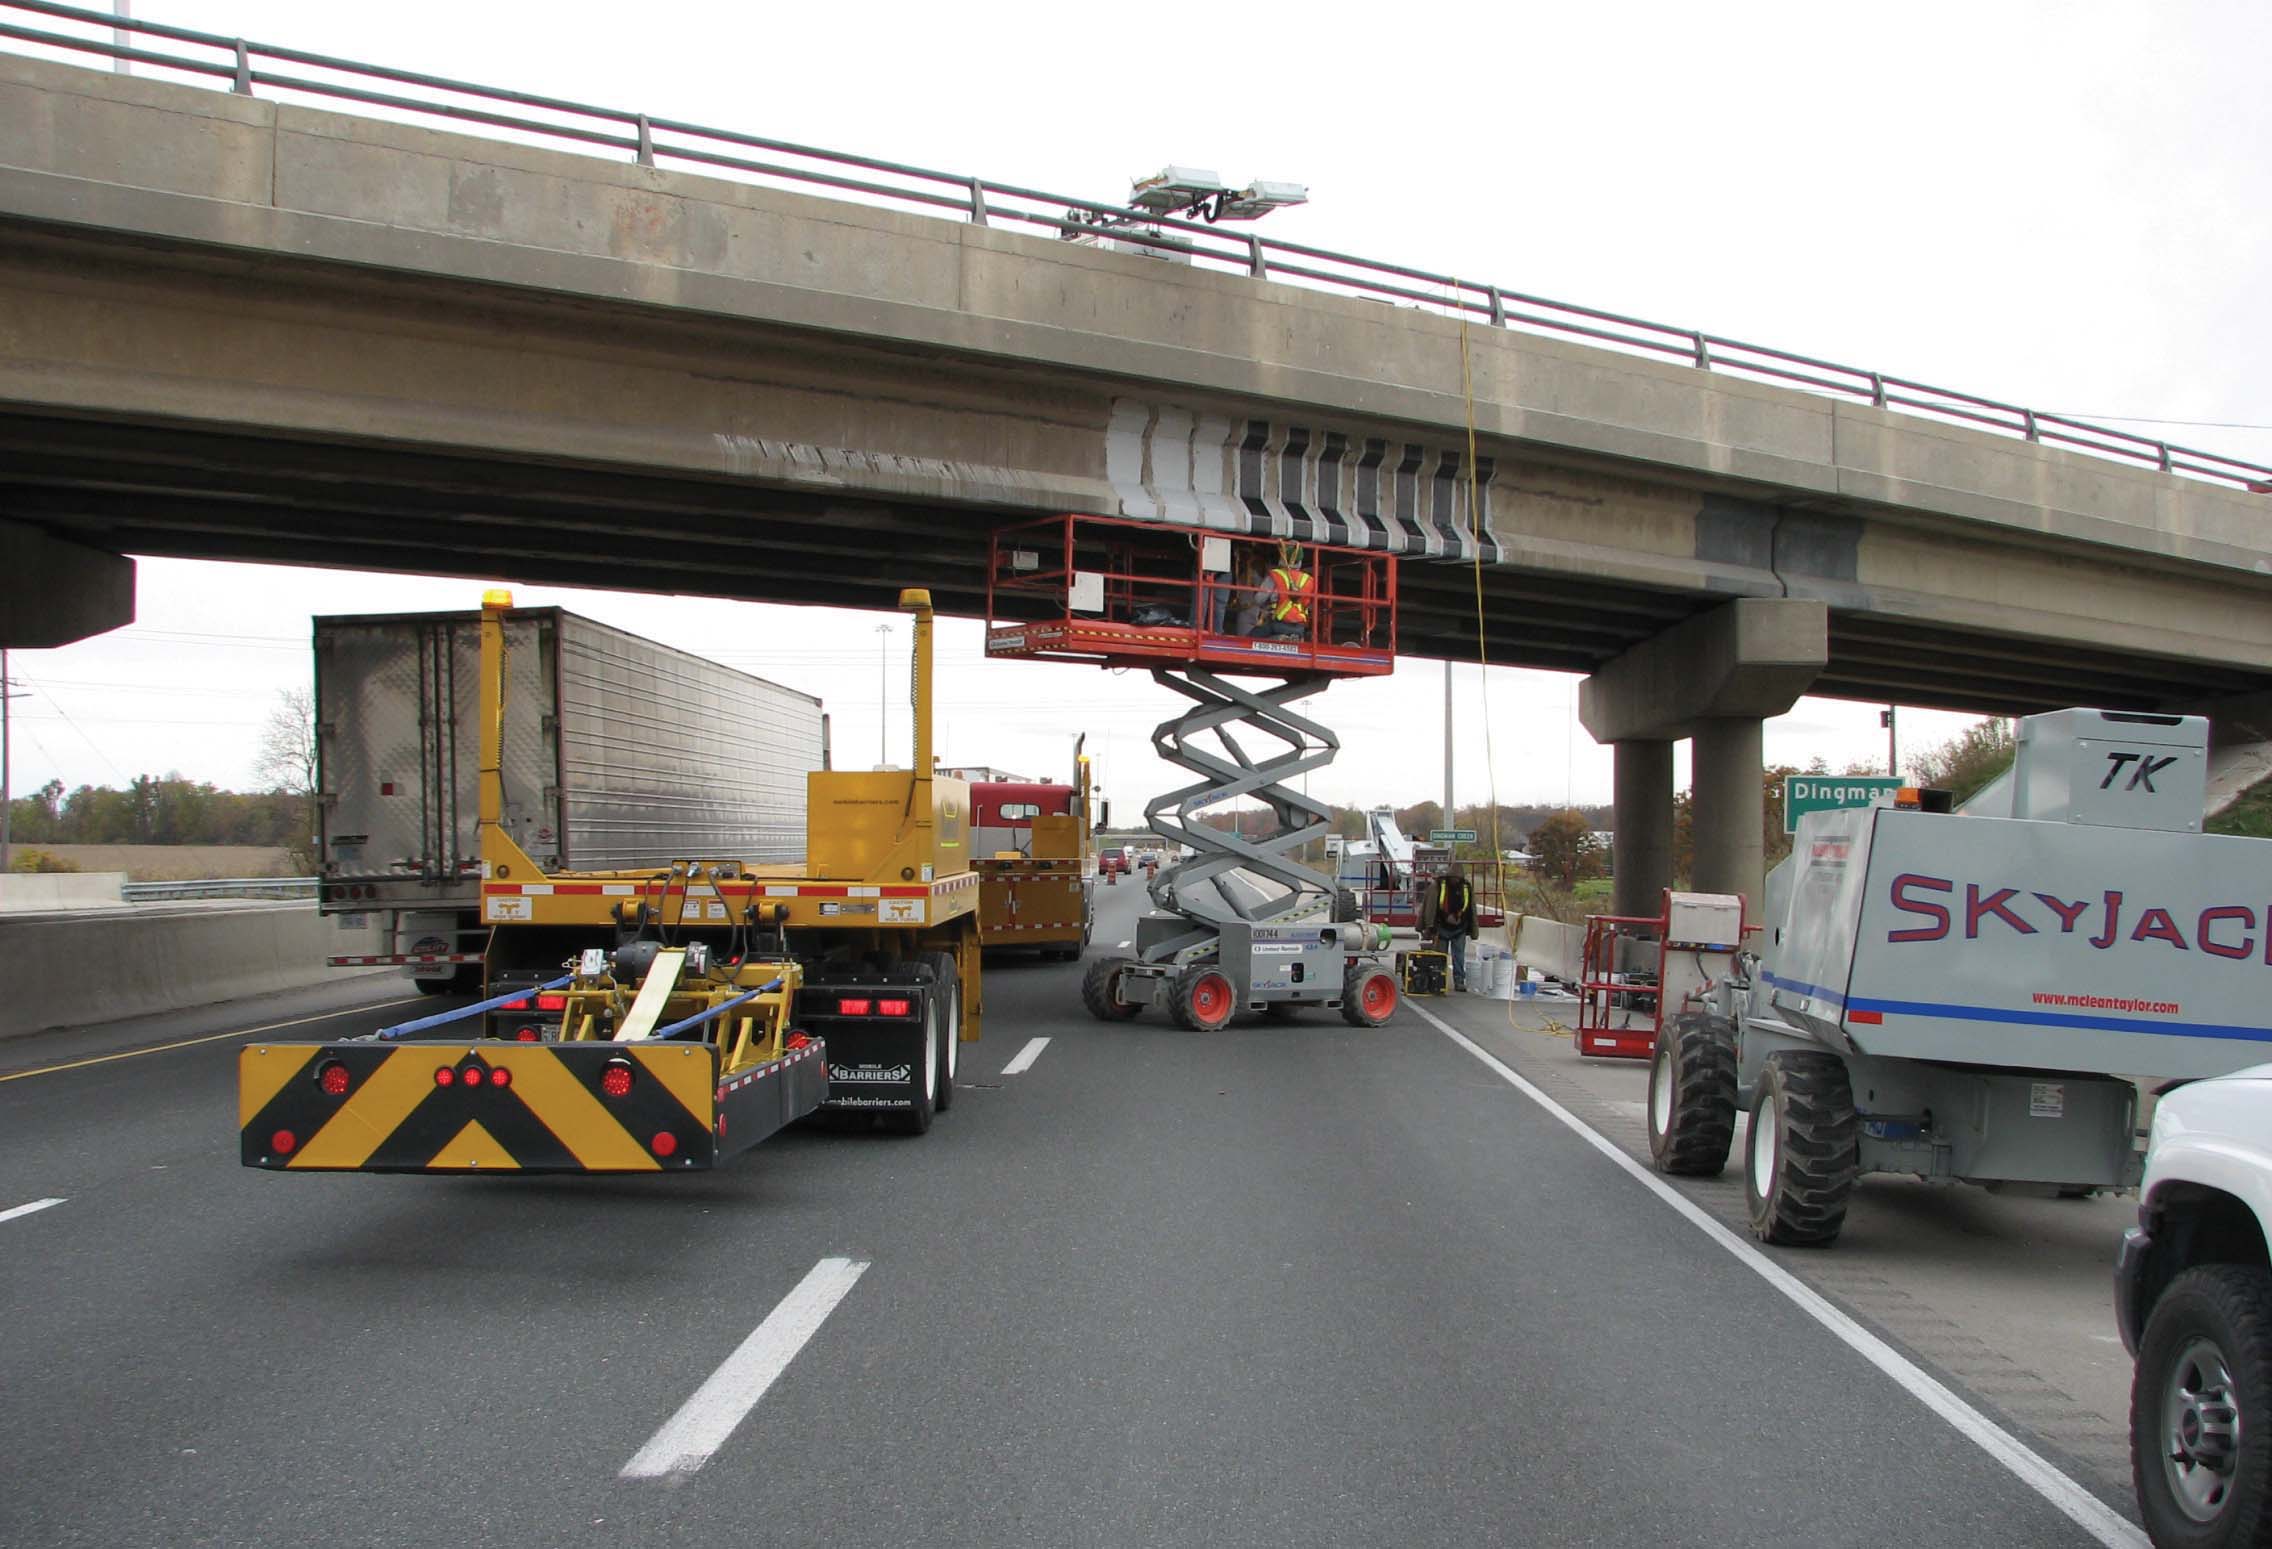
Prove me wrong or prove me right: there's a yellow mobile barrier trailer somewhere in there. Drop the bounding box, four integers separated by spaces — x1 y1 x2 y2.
241 588 980 1173
972 741 1098 961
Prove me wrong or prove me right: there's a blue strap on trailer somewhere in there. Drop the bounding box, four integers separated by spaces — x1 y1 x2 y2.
371 972 576 1040
649 979 783 1040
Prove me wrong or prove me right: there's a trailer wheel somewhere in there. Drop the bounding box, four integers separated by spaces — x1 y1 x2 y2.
1081 957 1142 1022
2131 1264 2272 1547
1341 964 1399 1027
413 977 456 997
895 990 939 1136
1648 1012 1737 1177
917 952 959 1114
1743 1050 1858 1246
1171 965 1237 1032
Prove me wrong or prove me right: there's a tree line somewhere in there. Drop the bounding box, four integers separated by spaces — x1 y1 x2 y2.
6 775 310 850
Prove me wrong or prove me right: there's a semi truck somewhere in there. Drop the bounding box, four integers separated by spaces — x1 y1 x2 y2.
972 744 1097 960
240 588 978 1173
313 607 825 993
1647 708 2272 1246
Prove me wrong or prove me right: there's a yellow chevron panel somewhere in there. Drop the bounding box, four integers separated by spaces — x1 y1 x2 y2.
238 1045 316 1125
629 1045 714 1124
430 1119 516 1170
290 1048 450 1170
494 1048 658 1172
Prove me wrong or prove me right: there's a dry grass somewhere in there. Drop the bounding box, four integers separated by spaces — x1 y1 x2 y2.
10 844 298 881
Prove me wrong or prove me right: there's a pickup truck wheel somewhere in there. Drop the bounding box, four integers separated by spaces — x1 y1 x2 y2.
917 953 959 1114
1649 1012 1737 1177
1743 1050 1858 1246
1082 957 1143 1022
2132 1264 2272 1546
895 992 938 1136
1171 965 1236 1032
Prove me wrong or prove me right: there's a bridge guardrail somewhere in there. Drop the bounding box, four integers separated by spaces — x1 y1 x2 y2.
119 877 318 902
4 0 2267 496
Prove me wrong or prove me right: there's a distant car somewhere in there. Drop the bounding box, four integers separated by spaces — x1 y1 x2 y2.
1098 847 1130 876
2116 1062 2272 1545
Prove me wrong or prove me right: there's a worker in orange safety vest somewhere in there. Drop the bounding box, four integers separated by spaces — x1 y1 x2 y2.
1248 543 1315 640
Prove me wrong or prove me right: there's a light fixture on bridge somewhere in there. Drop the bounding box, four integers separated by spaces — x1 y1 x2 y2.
1128 166 1228 215
1065 166 1308 256
1213 181 1309 222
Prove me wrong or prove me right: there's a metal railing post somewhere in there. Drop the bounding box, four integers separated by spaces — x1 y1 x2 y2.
635 114 654 167
1692 331 1712 370
231 38 251 94
967 176 988 226
2022 408 2039 442
1249 235 1267 280
1869 372 1887 408
1488 285 1506 327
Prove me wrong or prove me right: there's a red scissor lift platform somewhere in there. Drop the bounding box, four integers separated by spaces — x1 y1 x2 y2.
983 513 1395 677
1576 911 1666 1060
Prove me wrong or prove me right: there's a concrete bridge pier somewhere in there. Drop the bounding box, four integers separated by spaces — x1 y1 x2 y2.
1 519 133 647
1580 599 1828 916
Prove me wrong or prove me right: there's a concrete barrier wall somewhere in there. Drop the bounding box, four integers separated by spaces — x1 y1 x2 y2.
1509 916 1584 984
1 902 389 1037
0 871 126 911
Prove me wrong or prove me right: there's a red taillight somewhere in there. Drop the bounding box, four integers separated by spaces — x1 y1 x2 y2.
515 1025 543 1042
651 1131 678 1158
461 1065 487 1087
271 1129 296 1155
317 1060 351 1097
536 992 568 1011
500 997 531 1011
786 1032 811 1051
434 1067 456 1088
837 998 873 1016
877 998 912 1018
490 1066 512 1089
600 1063 634 1099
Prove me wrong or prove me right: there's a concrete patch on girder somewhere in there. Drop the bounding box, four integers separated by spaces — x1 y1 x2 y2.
1106 398 1504 562
709 433 1077 504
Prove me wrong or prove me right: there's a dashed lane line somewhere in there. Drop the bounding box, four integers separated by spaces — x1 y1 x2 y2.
0 997 426 1085
1406 1001 2146 1549
1000 1037 1052 1076
620 1256 868 1481
0 1198 65 1226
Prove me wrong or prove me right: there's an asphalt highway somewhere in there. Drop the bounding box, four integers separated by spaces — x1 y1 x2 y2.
0 884 2139 1547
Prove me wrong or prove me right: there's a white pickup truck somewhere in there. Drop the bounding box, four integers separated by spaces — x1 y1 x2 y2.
2116 1062 2272 1546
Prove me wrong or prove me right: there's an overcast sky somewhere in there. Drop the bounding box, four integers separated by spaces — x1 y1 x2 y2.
6 0 2267 818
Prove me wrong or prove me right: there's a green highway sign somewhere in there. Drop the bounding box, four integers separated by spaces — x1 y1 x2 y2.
1429 828 1478 845
1782 775 1904 834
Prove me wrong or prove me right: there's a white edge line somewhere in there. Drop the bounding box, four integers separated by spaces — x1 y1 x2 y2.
1405 1002 2146 1549
620 1256 868 1481
0 1198 66 1226
1000 1036 1052 1076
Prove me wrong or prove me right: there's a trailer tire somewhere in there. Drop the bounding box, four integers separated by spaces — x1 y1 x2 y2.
2131 1264 2272 1548
1171 965 1237 1032
414 977 456 997
917 952 959 1114
1648 1012 1737 1177
1082 956 1142 1022
1341 963 1399 1027
1743 1050 1858 1246
895 990 939 1136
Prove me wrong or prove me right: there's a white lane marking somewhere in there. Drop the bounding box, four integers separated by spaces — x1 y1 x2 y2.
0 1198 65 1226
1000 1037 1052 1076
620 1256 867 1481
1407 1003 2146 1549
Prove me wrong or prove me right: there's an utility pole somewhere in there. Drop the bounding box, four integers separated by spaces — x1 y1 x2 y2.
1883 705 1898 777
1442 658 1453 835
875 622 893 768
1 649 14 875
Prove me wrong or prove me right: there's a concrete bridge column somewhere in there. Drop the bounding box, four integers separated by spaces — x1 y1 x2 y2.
1579 598 1828 915
1610 739 1674 919
0 520 134 648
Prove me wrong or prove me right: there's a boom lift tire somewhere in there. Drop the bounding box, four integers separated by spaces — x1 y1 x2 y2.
1171 964 1237 1032
896 989 940 1137
918 951 960 1114
1332 888 1360 924
1744 1050 1859 1246
1648 1012 1738 1177
1341 963 1399 1027
2130 1263 2272 1548
1082 957 1142 1022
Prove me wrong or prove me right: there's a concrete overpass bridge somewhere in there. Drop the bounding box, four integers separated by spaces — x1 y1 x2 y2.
4 5 2271 911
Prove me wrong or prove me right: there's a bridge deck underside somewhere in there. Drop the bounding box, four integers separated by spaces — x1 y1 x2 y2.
0 409 2256 718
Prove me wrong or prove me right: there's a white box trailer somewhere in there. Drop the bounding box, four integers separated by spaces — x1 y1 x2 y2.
1646 709 2272 1245
314 607 826 990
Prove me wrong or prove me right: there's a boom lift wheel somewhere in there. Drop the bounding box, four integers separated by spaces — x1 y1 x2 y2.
1082 957 1143 1021
1647 1012 1738 1176
1340 963 1399 1027
918 950 960 1113
1171 964 1237 1032
1744 1050 1859 1246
